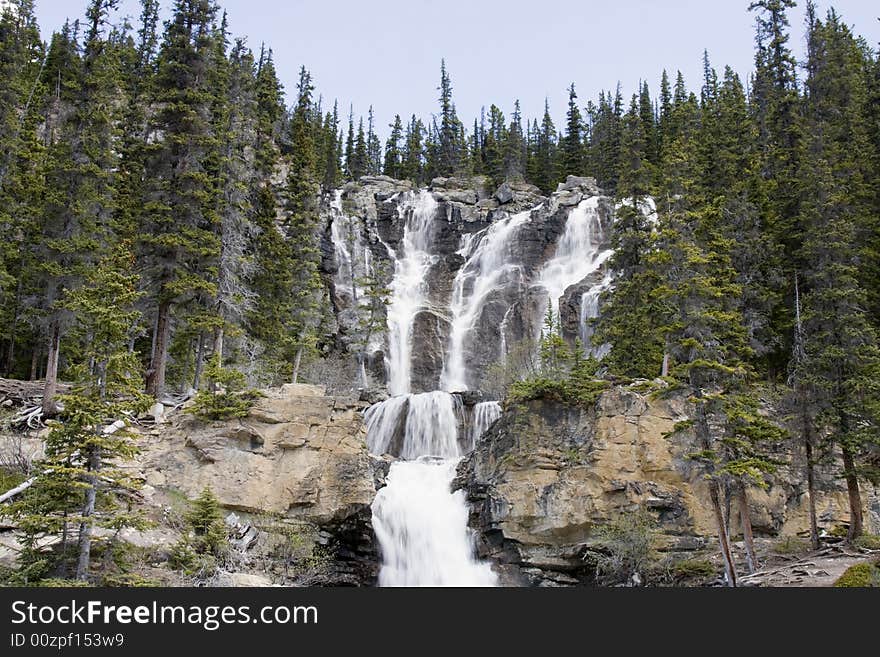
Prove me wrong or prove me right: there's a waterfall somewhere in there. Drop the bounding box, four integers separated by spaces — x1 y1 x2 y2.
441 209 532 392
365 189 498 587
535 196 613 325
371 458 497 587
579 273 613 357
385 190 438 397
470 401 502 450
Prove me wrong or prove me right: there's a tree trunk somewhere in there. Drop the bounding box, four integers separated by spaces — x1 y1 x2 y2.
41 323 61 416
291 346 303 384
709 480 737 587
738 484 757 574
29 347 39 381
75 448 100 582
841 446 863 542
146 301 171 397
192 334 205 391
4 280 21 376
212 326 224 363
805 431 820 550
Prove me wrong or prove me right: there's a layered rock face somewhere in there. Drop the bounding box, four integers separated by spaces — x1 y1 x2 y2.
457 385 878 586
321 175 613 394
137 384 382 585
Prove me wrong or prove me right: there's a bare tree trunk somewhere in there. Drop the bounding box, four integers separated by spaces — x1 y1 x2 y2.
212 326 224 363
29 348 39 381
192 334 205 391
841 447 863 542
738 484 757 574
805 431 820 550
146 301 171 397
41 323 61 416
694 390 737 587
75 448 100 582
710 481 737 587
291 346 303 384
4 279 22 376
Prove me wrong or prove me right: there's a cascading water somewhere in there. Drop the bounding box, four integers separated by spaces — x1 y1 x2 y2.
384 190 438 397
470 401 502 450
364 188 497 587
441 209 532 392
535 196 613 343
579 273 613 358
371 458 497 587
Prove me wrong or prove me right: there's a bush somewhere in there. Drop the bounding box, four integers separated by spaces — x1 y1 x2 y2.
186 488 228 556
189 355 260 420
834 561 880 588
168 488 228 576
672 558 717 582
853 534 880 551
773 536 811 556
593 508 659 585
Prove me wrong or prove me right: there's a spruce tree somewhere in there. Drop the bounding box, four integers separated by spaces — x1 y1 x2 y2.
139 0 221 398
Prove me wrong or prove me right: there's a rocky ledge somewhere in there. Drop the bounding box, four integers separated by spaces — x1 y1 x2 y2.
456 384 878 586
137 383 382 585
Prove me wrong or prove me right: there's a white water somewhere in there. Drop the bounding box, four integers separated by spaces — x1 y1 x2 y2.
371 458 497 587
366 189 498 587
385 190 439 396
579 272 613 357
535 196 613 327
441 210 532 391
470 401 502 450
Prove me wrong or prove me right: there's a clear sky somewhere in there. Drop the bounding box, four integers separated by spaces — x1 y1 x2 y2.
32 0 880 137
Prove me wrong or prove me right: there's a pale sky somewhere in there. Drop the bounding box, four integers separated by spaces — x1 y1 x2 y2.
32 0 880 136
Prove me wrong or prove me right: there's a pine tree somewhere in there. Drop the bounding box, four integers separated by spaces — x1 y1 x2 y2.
561 84 583 177
383 114 404 179
7 247 150 582
437 59 462 175
140 0 222 398
503 100 525 181
793 10 880 541
37 0 124 414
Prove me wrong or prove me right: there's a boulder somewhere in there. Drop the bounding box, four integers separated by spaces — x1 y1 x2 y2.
494 182 514 204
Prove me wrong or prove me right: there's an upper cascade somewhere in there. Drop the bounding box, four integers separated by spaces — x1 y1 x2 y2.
323 174 617 398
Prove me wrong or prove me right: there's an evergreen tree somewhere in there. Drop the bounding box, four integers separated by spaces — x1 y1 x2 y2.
793 11 880 541
437 59 462 175
560 83 583 177
383 114 404 179
139 0 222 398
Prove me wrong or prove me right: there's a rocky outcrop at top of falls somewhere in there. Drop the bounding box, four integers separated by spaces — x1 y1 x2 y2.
454 383 880 587
321 174 613 394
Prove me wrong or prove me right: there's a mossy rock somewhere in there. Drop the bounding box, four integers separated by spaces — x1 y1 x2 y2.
833 561 880 588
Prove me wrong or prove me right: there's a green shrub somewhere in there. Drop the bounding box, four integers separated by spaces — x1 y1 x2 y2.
186 488 228 556
101 573 161 587
834 561 880 588
593 508 659 585
188 355 260 420
773 536 811 555
672 558 717 582
853 534 880 550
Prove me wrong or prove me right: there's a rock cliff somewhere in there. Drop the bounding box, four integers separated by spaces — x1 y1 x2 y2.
457 383 879 586
136 383 382 585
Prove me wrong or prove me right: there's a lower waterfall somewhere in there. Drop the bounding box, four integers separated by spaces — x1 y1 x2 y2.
371 457 497 587
367 393 498 587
